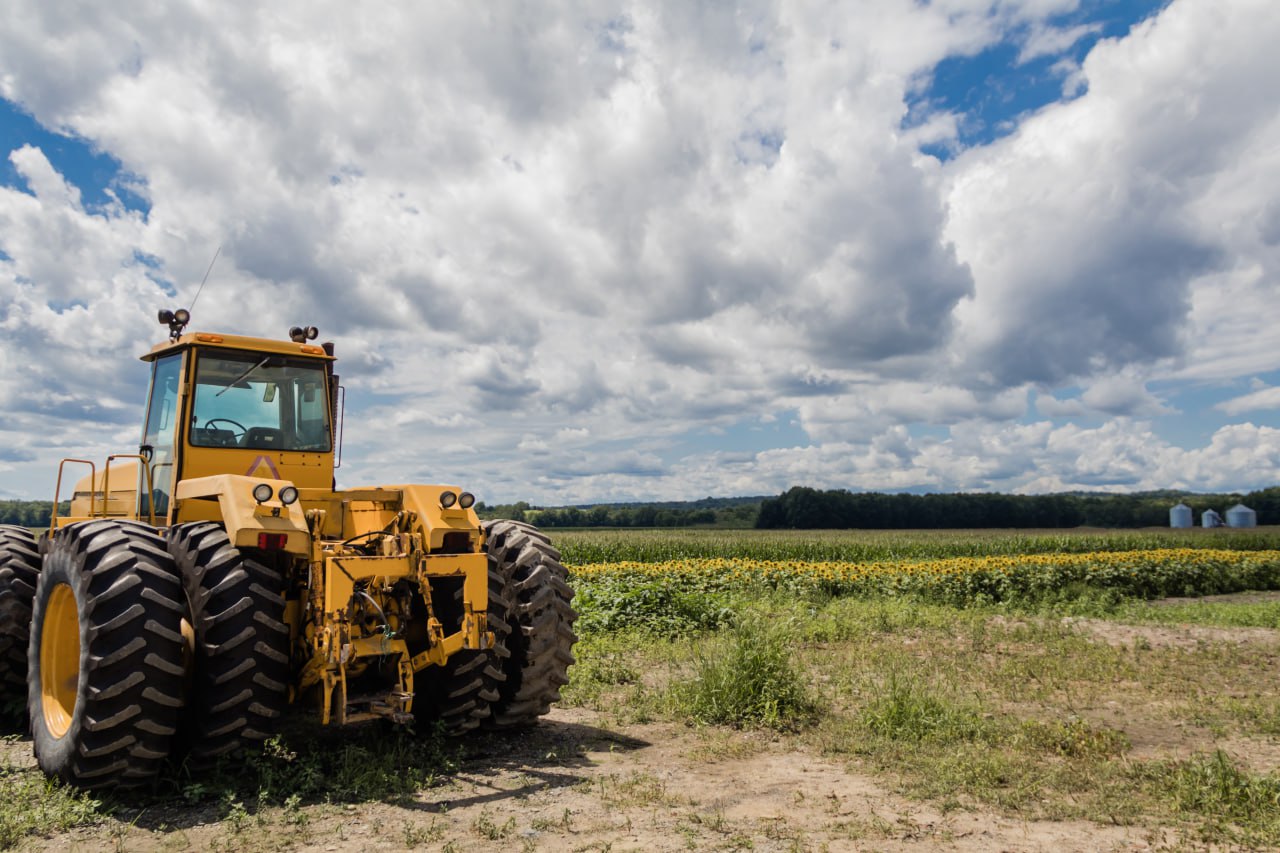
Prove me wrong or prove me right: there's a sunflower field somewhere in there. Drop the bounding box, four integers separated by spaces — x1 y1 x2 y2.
565 529 1280 634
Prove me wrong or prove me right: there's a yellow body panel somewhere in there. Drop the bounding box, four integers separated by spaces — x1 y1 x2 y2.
174 474 310 555
67 460 139 519
382 484 484 549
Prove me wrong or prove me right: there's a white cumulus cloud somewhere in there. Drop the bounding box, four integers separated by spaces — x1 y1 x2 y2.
0 0 1276 503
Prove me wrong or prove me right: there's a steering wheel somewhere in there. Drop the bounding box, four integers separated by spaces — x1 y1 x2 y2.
204 418 248 440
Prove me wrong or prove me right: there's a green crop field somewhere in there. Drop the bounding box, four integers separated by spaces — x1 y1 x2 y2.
552 525 1280 563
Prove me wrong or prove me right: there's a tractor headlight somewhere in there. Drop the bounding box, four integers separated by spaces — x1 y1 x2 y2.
440 491 458 509
278 486 299 506
458 492 475 509
253 483 274 504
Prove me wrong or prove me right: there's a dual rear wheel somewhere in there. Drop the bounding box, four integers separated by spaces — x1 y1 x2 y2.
21 520 288 789
406 521 578 735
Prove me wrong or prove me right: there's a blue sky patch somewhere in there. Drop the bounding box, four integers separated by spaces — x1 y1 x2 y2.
666 413 811 461
907 0 1171 159
0 97 149 214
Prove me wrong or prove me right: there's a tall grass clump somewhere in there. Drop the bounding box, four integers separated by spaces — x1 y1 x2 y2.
1131 750 1280 844
673 616 819 730
859 672 991 745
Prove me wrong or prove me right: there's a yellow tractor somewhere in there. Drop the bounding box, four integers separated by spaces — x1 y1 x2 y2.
0 309 576 789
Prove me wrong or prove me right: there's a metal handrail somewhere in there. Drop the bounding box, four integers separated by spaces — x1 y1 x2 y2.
51 458 95 532
50 453 159 531
105 454 157 527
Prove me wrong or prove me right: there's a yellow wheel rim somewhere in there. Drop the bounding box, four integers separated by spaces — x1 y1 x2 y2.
40 583 80 739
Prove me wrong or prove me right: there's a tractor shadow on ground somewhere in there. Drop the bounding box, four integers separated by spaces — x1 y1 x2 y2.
415 718 652 813
118 716 649 832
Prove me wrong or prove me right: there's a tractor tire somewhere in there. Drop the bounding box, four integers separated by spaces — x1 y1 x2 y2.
0 526 41 711
167 523 289 768
482 520 577 730
28 520 186 789
412 562 511 736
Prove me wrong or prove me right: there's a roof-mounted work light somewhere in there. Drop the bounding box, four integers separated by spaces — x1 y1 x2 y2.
159 308 191 341
289 325 320 343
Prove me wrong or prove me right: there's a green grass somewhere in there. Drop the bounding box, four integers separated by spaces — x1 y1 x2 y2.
1131 751 1280 845
0 761 106 848
0 720 465 849
567 585 1280 845
1090 596 1280 628
672 615 819 730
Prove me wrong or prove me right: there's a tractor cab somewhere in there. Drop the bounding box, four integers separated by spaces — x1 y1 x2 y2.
56 311 340 528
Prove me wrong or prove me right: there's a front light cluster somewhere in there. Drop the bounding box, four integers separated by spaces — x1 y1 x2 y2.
439 490 475 510
252 484 299 505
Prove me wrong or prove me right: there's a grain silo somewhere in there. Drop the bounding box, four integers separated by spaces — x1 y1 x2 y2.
1169 503 1193 528
1202 508 1223 528
1226 503 1257 528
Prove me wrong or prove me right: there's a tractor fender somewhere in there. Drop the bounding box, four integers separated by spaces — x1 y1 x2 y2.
174 474 310 555
383 484 483 550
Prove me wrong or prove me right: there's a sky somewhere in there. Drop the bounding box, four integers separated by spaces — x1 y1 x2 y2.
1 0 1278 505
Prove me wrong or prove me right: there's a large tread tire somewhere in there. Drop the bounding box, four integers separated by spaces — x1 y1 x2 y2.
482 520 577 730
28 520 186 789
167 523 289 768
412 563 511 736
0 526 41 711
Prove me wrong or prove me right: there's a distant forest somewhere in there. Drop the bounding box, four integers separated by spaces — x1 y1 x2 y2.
3 487 1276 530
754 486 1280 529
481 487 1280 529
0 500 70 528
476 496 764 529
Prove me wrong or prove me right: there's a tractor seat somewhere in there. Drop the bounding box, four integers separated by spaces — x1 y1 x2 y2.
198 427 237 447
243 427 285 448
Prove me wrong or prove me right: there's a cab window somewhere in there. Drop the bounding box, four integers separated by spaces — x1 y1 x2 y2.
190 351 331 451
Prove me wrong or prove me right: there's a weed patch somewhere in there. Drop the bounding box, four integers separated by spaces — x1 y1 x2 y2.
0 765 106 848
673 616 820 730
858 673 991 745
1131 750 1280 844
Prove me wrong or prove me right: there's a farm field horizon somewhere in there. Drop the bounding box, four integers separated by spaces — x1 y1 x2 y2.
552 524 1280 561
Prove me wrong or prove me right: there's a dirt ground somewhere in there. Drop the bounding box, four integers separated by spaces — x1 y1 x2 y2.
9 705 1185 853
14 608 1280 852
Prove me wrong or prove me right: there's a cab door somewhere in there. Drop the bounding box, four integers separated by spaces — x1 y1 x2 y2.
138 352 185 523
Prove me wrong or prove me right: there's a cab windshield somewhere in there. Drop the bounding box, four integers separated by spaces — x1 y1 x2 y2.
190 351 331 451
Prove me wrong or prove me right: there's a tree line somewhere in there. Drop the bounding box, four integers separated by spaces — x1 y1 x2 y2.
0 500 70 528
476 498 762 529
755 486 1280 529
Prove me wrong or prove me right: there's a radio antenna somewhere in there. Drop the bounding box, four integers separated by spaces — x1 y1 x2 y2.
188 245 222 313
